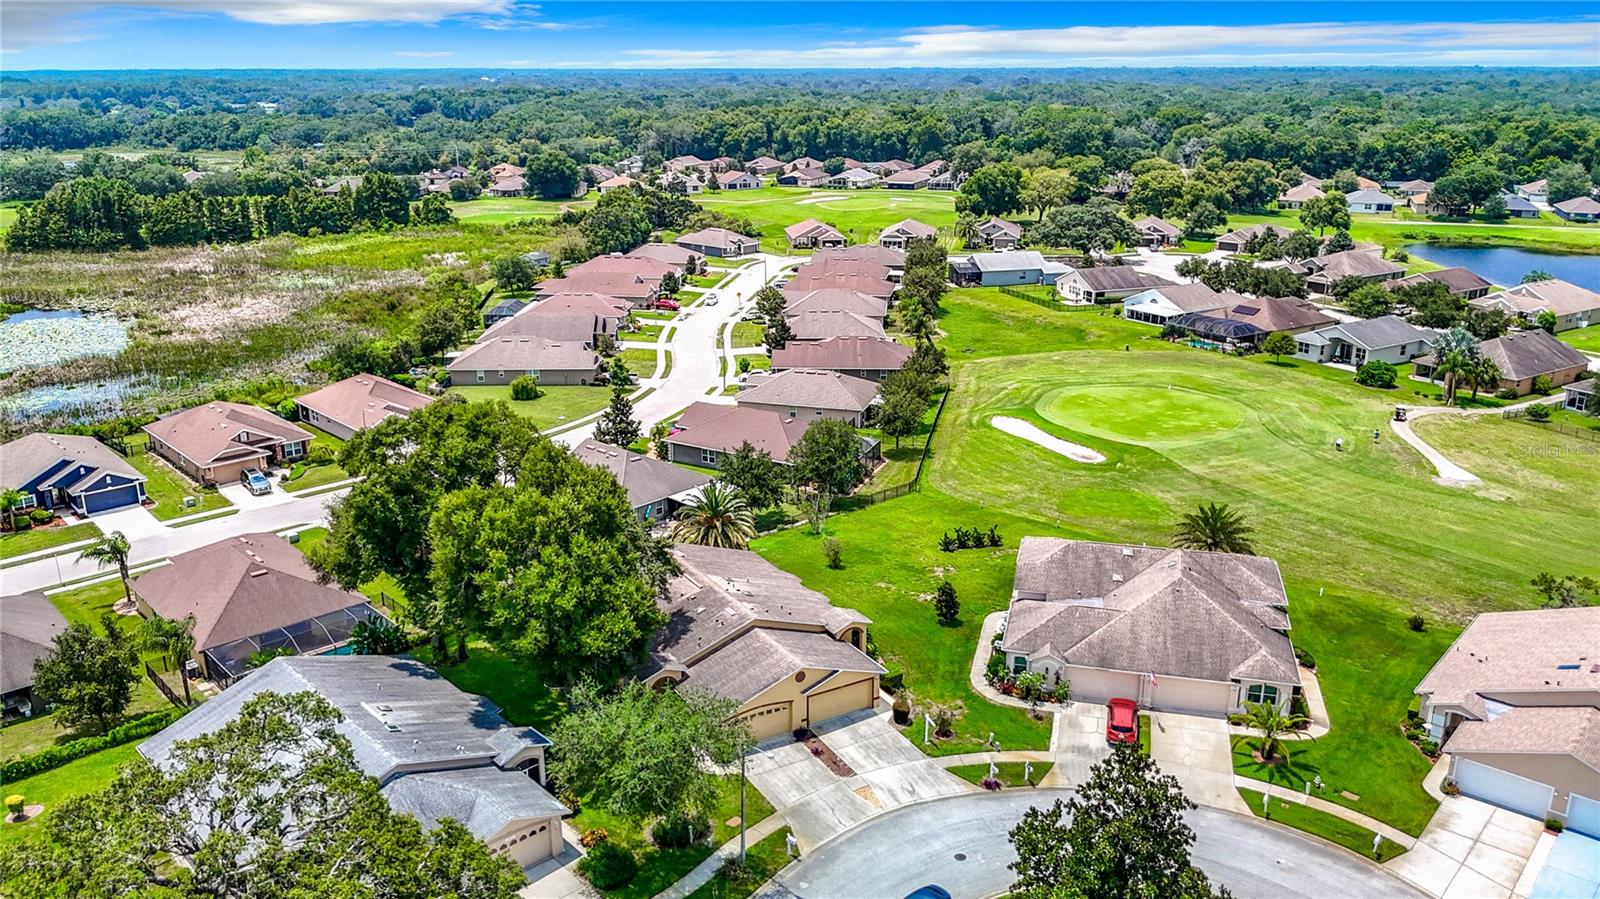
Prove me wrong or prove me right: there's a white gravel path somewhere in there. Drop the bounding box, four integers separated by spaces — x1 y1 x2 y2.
990 416 1105 463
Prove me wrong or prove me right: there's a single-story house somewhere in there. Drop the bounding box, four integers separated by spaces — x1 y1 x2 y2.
567 254 676 283
781 258 898 300
1407 192 1461 217
736 368 880 427
1214 223 1293 254
917 160 948 176
626 243 699 271
1346 188 1399 214
787 310 886 342
181 169 209 185
777 167 830 188
1387 267 1492 301
133 533 392 682
657 171 704 194
785 218 847 250
1294 249 1406 294
883 170 931 190
145 402 312 486
770 336 913 382
483 298 528 328
1056 266 1176 304
663 402 879 470
1292 315 1435 366
1391 179 1435 197
319 175 363 196
1120 283 1241 325
1516 179 1549 204
534 272 659 307
868 159 914 176
522 292 632 339
828 169 880 190
815 244 905 271
1501 194 1542 219
783 288 889 323
1 591 69 721
573 439 709 524
710 156 741 173
643 544 884 741
746 156 785 176
787 156 823 173
596 175 639 194
1413 330 1589 396
717 171 761 191
521 251 550 269
949 251 1069 288
1 432 148 517
1554 196 1600 222
878 218 938 251
585 164 617 184
487 176 527 197
974 217 1023 250
1471 279 1600 332
488 162 525 181
294 375 432 440
1414 607 1600 831
447 334 601 387
1563 378 1596 414
1000 538 1300 717
140 656 568 866
675 227 760 258
1356 176 1382 190
1130 216 1182 248
1171 297 1338 345
666 155 709 173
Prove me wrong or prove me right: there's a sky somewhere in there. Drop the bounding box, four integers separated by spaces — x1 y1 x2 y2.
3 1 1598 70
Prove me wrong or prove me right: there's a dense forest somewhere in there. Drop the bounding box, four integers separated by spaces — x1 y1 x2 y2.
4 69 1598 186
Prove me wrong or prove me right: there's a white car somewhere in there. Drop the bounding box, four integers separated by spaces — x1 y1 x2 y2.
704 295 719 306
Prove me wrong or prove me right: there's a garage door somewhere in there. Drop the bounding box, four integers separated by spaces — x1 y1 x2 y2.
1063 667 1142 705
83 485 141 514
806 677 873 727
1567 793 1600 838
502 820 555 867
1149 677 1231 717
1455 758 1554 819
739 701 793 741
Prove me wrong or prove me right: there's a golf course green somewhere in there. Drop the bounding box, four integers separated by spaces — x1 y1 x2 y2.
1038 384 1247 445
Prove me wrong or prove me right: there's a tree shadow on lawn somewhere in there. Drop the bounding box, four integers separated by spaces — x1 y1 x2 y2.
1232 735 1327 794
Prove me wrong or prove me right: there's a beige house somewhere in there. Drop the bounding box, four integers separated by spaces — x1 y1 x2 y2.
878 218 937 251
1470 279 1600 332
1000 539 1301 717
295 374 432 440
1415 607 1600 831
785 218 847 250
1412 330 1589 396
447 335 601 386
736 368 879 426
139 656 568 867
783 288 889 324
643 545 884 741
770 336 913 382
144 402 313 486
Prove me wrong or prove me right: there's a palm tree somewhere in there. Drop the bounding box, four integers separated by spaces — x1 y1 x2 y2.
672 482 756 549
1428 326 1479 406
0 488 26 532
140 614 196 704
1172 502 1255 555
1466 355 1501 402
954 212 981 248
1242 701 1312 762
79 531 134 605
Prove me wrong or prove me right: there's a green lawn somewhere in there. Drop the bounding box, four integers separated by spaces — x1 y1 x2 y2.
1558 327 1600 354
1237 788 1408 863
572 774 775 899
948 761 1054 788
0 742 144 848
0 521 100 561
447 195 593 224
731 322 765 348
684 826 794 899
292 526 407 611
1222 209 1600 253
448 384 612 430
1138 713 1152 757
693 186 957 248
283 424 349 492
0 680 171 762
0 201 22 235
620 348 659 377
939 288 1167 360
123 434 232 520
631 323 667 342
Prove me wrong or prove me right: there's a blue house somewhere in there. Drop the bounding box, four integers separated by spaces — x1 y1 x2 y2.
0 433 147 516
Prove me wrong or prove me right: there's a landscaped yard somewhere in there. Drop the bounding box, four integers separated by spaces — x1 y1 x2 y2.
948 761 1054 788
1558 326 1600 354
730 322 765 348
683 825 793 899
281 423 349 493
446 195 594 224
123 434 232 520
292 526 408 612
0 679 171 762
619 347 660 378
0 521 100 561
448 383 612 430
0 742 144 848
1237 788 1408 863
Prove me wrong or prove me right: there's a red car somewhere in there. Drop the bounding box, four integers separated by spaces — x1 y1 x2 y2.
654 298 680 311
1106 698 1139 745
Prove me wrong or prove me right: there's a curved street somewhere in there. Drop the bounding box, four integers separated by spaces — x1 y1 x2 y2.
758 790 1423 899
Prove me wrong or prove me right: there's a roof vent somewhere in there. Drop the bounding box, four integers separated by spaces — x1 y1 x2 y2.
248 568 269 578
386 724 402 733
375 704 392 713
1121 548 1134 557
1111 574 1123 583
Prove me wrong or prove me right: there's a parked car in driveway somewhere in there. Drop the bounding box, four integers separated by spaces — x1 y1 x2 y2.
240 468 272 496
654 298 679 311
1106 698 1139 745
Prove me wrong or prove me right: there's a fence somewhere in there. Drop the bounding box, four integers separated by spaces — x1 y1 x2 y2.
999 285 1067 310
97 434 143 456
1501 406 1600 442
841 386 953 509
145 660 192 709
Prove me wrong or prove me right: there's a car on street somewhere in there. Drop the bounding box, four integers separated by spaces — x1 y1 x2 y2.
1106 697 1139 745
905 887 952 899
240 468 273 496
704 295 719 306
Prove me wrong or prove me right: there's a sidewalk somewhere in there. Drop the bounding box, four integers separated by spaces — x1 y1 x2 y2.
1239 776 1418 850
653 814 789 899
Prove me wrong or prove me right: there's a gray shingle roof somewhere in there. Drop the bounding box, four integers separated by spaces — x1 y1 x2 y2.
1446 707 1600 774
1068 266 1175 292
1391 267 1491 295
0 432 145 495
1479 329 1589 382
1298 249 1406 281
573 439 710 510
1003 539 1299 685
1346 188 1399 205
1315 315 1435 350
784 289 889 320
787 310 886 341
0 591 68 694
737 368 879 414
381 766 567 841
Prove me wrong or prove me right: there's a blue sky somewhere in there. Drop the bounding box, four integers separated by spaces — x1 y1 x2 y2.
4 2 1598 69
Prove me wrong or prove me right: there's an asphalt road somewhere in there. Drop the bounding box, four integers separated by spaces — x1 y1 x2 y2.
758 790 1423 899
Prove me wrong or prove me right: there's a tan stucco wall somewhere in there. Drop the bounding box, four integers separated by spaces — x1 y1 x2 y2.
739 401 862 426
1453 752 1600 817
734 667 879 738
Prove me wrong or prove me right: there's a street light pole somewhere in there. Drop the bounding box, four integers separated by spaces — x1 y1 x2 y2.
739 753 747 864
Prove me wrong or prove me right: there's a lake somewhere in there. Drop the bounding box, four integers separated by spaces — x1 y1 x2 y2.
0 308 130 371
1404 244 1600 293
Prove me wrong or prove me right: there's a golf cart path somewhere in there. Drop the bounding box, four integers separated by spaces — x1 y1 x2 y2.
1391 394 1565 487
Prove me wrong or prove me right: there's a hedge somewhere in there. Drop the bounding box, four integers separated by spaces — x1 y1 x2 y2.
0 708 186 782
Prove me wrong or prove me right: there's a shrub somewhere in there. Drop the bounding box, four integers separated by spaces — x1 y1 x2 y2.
1532 374 1554 395
12 518 30 531
981 777 1003 791
1545 818 1565 833
1495 387 1519 400
1526 404 1552 422
651 816 706 849
510 374 540 401
557 789 582 816
1293 647 1316 670
1441 780 1461 797
0 709 185 783
5 795 23 816
580 828 608 848
1407 613 1426 632
308 443 336 465
986 524 1002 547
349 618 410 655
28 508 53 524
938 532 956 552
934 580 960 626
1355 360 1398 389
1418 739 1440 756
577 840 637 890
985 652 1008 684
821 537 842 569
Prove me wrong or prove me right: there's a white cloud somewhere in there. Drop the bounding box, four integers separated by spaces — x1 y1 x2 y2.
621 19 1600 68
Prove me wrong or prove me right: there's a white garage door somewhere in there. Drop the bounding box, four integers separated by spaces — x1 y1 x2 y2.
1149 677 1231 716
502 820 556 867
1063 667 1142 705
1455 758 1554 820
1567 793 1600 838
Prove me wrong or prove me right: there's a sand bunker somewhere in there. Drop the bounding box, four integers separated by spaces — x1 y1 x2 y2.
795 194 848 205
991 416 1105 464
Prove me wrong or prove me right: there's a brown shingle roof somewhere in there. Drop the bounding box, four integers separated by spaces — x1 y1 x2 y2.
880 219 938 241
534 273 658 303
667 403 809 462
783 289 889 320
1477 330 1589 382
737 368 879 414
144 402 313 468
675 228 759 254
567 255 673 280
1415 607 1600 709
447 335 600 375
787 310 886 341
573 439 710 510
1475 279 1600 318
1390 267 1491 295
1446 707 1600 774
784 218 844 242
295 375 432 434
1215 297 1338 333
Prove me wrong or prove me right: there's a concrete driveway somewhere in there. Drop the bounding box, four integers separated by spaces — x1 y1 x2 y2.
1526 829 1600 899
88 504 162 540
1387 796 1545 899
1042 703 1111 786
759 790 1424 899
1149 711 1248 813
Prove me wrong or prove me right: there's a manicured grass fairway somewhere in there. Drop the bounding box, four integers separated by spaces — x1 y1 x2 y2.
1558 327 1600 354
447 195 593 223
693 187 957 249
1237 788 1408 863
0 521 99 561
449 384 612 430
1222 209 1600 253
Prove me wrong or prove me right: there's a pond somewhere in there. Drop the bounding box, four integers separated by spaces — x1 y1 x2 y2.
1404 244 1600 293
0 377 141 416
0 308 130 371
